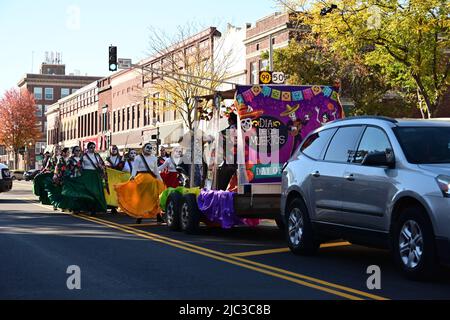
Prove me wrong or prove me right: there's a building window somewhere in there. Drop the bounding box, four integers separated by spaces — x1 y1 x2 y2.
256 43 260 51
250 61 259 84
137 104 140 127
61 88 70 98
34 87 43 100
44 105 49 113
122 109 125 131
72 88 77 94
95 111 98 134
260 59 269 71
35 105 43 117
45 88 53 100
35 142 46 155
127 107 130 130
132 106 136 129
118 111 121 132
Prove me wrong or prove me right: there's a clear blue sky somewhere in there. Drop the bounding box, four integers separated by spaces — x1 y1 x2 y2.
0 0 279 94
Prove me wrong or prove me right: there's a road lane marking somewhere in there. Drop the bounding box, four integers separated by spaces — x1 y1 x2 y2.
230 242 352 257
74 214 364 300
23 200 389 300
78 214 389 301
231 248 291 257
125 223 164 227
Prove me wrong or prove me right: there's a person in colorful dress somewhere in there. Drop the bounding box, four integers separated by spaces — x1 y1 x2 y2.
123 149 137 174
158 147 183 188
104 145 128 214
115 143 166 224
61 143 107 216
46 147 70 211
33 146 60 205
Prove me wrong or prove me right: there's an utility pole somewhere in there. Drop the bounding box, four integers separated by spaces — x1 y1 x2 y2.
269 34 274 71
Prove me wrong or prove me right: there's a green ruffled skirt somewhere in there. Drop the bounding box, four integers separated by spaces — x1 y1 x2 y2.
61 170 107 213
33 173 52 205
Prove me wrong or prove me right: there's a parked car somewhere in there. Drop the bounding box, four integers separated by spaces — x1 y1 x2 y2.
281 116 450 280
0 163 13 192
24 169 40 181
11 170 25 181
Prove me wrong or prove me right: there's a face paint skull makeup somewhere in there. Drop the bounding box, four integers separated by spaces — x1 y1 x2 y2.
241 118 253 132
129 150 137 160
143 144 153 155
289 112 297 121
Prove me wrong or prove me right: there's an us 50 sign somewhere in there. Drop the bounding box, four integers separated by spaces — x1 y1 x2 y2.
259 71 286 84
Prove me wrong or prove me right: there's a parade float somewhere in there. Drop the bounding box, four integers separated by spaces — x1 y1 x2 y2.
159 84 344 234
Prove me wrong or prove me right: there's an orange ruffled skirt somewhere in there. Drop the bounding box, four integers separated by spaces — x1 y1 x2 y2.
115 173 166 219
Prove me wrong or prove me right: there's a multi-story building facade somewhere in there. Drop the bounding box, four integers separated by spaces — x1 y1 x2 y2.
14 62 101 169
46 81 100 153
244 12 306 84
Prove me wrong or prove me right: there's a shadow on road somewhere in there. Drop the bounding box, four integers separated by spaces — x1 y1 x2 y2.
0 199 37 204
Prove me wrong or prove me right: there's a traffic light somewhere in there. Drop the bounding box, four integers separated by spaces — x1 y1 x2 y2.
109 46 117 72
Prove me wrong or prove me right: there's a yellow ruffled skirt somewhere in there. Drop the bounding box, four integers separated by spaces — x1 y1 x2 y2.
114 173 166 219
104 167 131 208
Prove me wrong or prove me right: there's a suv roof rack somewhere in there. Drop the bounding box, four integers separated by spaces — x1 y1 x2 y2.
333 116 398 124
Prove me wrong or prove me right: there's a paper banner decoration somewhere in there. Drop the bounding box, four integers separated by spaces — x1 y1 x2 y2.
271 89 281 100
322 86 333 98
236 94 244 104
243 89 255 102
292 91 303 101
302 88 314 100
312 86 322 96
281 91 292 101
262 86 272 97
251 85 262 96
330 91 339 101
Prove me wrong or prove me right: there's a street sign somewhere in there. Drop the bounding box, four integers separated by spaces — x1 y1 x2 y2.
118 58 132 69
259 71 286 84
259 71 272 84
272 72 286 84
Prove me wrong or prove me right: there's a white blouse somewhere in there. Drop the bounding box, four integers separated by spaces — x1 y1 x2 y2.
108 155 122 167
83 153 101 171
131 155 162 180
158 157 179 173
123 160 134 173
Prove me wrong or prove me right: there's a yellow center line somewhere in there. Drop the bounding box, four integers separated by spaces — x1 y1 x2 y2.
23 200 389 301
74 214 363 300
80 213 389 301
231 248 291 257
230 242 352 258
125 223 164 227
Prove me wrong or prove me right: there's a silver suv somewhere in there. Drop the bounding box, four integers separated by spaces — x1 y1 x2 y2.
281 117 450 280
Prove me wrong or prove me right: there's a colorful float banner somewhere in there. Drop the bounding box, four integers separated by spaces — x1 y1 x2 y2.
235 85 344 184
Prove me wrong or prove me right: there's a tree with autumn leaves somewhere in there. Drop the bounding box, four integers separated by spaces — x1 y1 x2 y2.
0 88 41 169
274 0 449 118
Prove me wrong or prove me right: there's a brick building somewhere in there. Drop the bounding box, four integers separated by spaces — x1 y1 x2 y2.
244 12 306 84
14 62 101 169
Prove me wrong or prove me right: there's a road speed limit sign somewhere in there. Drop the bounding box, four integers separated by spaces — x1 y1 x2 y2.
259 71 272 84
272 72 286 84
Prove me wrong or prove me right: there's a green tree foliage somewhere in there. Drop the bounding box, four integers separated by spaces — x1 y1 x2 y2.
275 0 449 118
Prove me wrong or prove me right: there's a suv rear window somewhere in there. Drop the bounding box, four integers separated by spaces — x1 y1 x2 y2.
300 128 337 160
394 127 450 164
324 126 364 163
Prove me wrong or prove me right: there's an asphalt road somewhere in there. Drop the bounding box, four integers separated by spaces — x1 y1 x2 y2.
1 181 450 300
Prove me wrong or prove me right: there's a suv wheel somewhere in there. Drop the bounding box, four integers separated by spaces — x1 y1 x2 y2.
286 198 319 256
392 207 438 280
